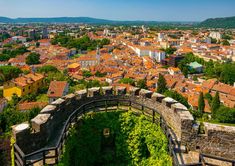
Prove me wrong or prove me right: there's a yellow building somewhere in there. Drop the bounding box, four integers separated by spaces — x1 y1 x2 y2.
3 73 44 100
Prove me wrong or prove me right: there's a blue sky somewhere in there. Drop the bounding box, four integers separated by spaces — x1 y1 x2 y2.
0 0 235 21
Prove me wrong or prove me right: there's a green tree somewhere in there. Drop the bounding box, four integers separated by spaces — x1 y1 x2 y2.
210 38 217 44
36 42 40 48
204 93 213 105
164 90 190 108
198 92 205 113
137 79 147 89
37 65 59 73
163 47 177 55
157 74 167 94
26 53 40 65
82 70 92 78
211 91 220 117
119 78 135 85
95 71 107 77
221 40 230 46
214 106 235 124
220 63 235 85
0 66 22 84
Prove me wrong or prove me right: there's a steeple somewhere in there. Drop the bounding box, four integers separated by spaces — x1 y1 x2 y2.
96 45 100 63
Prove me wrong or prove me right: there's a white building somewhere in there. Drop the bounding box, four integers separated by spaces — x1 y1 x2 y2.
209 32 222 40
12 36 27 43
158 33 165 42
131 46 166 62
103 28 109 36
149 50 166 62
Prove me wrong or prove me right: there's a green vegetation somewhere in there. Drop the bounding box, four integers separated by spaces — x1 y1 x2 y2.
136 79 147 89
200 16 235 28
157 74 167 94
212 106 235 124
221 40 230 46
95 71 107 77
37 65 59 73
220 63 235 85
164 90 190 108
59 111 172 166
0 46 28 62
36 94 49 102
0 66 22 85
0 33 10 42
82 70 92 78
160 47 177 55
26 53 40 65
179 53 235 85
211 91 220 116
192 92 235 124
198 92 205 113
51 35 110 51
0 103 40 133
119 78 135 86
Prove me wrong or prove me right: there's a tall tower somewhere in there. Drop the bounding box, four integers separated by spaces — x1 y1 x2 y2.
96 46 101 64
42 27 48 39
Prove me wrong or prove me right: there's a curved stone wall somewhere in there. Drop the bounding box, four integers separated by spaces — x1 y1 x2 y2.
12 86 235 161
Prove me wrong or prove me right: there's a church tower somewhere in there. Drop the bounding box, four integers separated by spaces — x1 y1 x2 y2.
96 46 101 64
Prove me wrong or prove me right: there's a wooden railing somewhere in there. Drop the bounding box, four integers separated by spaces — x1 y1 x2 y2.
13 98 235 166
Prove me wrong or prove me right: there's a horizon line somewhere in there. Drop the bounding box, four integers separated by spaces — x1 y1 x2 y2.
0 16 206 23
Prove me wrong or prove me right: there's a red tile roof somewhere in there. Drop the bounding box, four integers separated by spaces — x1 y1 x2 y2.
18 102 48 111
47 81 68 98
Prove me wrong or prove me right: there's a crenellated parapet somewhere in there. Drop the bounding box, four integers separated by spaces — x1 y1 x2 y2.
12 86 235 160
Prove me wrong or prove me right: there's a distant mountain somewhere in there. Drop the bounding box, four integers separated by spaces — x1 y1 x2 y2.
0 17 114 24
0 17 13 23
0 16 195 25
200 16 235 28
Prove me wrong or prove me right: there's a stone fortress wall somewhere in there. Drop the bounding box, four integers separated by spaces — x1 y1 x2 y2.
12 86 235 161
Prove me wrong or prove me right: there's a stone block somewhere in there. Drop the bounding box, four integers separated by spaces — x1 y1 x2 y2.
129 87 140 96
152 92 165 102
40 105 57 115
116 86 126 95
12 123 30 140
75 90 87 100
31 114 51 133
171 103 188 112
64 93 76 101
139 89 153 99
88 87 100 97
102 86 113 95
162 97 178 108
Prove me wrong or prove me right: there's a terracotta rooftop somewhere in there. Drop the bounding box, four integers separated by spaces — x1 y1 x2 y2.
47 81 68 98
18 102 48 111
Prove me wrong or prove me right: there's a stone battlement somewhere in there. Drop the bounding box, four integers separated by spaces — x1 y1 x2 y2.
12 86 235 160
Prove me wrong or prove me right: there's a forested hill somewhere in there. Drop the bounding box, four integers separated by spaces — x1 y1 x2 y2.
200 16 235 28
0 16 195 25
0 17 113 24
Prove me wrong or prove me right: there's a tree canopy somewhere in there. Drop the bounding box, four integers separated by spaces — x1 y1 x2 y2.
51 35 110 51
157 74 167 94
119 78 135 86
37 65 59 73
179 53 235 85
26 53 40 65
59 111 172 166
198 92 205 113
0 46 28 62
0 66 22 85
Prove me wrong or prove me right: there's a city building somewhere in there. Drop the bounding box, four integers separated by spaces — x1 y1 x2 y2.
189 62 203 73
3 73 44 100
209 31 222 40
68 63 80 73
47 81 69 103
